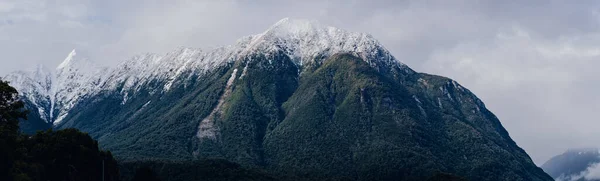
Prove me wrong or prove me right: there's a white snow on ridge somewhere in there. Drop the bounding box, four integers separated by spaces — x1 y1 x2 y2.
238 18 404 68
3 18 409 125
52 49 109 124
3 65 52 122
56 49 77 69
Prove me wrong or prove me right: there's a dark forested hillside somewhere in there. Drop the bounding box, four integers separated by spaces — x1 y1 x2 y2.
42 53 552 180
2 18 553 181
263 54 550 180
15 129 120 181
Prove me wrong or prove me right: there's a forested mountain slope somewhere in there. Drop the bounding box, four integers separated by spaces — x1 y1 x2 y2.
4 18 552 180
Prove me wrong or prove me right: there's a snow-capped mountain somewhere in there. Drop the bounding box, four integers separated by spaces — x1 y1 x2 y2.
4 18 408 125
1 18 553 180
101 18 409 94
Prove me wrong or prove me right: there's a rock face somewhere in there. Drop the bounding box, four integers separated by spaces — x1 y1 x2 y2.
4 18 552 180
542 148 600 181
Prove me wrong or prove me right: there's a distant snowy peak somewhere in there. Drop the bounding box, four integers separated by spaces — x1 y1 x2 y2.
55 49 102 74
52 50 107 124
4 49 105 125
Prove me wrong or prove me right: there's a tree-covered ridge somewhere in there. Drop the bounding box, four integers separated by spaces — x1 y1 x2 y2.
41 52 552 180
262 54 551 180
1 79 282 181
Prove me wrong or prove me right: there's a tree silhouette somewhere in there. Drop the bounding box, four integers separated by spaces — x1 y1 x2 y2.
0 79 27 180
132 166 161 181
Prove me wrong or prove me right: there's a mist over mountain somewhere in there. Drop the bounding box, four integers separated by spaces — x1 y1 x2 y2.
4 18 552 180
542 148 600 181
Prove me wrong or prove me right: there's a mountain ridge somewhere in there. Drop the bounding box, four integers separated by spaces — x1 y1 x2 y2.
5 18 406 126
3 18 552 180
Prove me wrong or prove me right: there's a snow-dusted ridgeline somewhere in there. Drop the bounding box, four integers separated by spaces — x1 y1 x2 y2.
3 18 409 125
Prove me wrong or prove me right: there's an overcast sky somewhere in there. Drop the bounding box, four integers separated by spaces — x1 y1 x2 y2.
1 0 599 165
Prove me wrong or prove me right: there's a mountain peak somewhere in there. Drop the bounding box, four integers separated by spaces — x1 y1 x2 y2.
54 49 99 74
261 18 348 41
56 49 78 69
266 18 321 35
274 17 291 24
240 18 406 69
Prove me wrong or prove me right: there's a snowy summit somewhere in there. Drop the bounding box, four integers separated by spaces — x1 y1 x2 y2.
3 18 408 125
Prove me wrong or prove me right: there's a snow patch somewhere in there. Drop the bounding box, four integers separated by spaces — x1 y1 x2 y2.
440 86 454 102
417 78 429 87
197 69 238 140
451 80 464 91
413 95 427 117
56 49 77 69
121 92 129 105
54 113 68 125
239 62 249 80
142 101 151 108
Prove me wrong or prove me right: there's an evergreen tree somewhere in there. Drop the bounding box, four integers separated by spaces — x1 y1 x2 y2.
20 129 120 181
131 167 161 181
0 79 27 180
426 172 467 181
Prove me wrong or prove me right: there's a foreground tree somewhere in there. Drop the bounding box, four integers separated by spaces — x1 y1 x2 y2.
132 167 161 181
0 79 120 181
0 79 27 180
18 129 120 181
